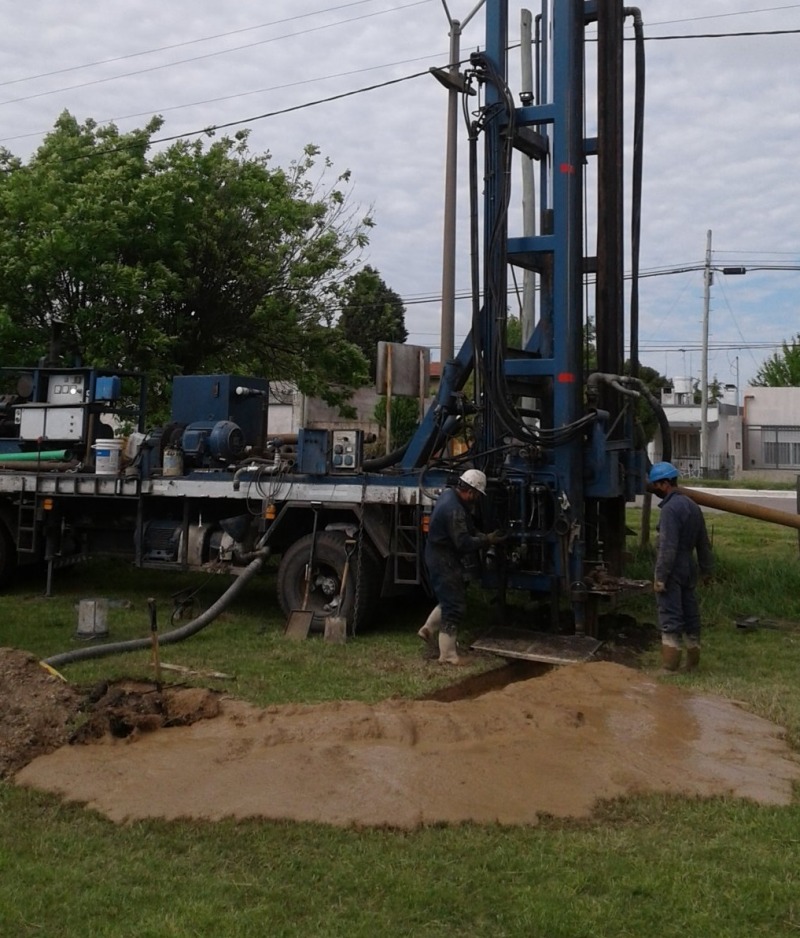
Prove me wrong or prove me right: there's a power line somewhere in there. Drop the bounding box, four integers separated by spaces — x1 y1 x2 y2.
0 51 442 146
0 0 430 109
644 28 800 40
0 0 389 88
3 16 799 151
646 3 800 27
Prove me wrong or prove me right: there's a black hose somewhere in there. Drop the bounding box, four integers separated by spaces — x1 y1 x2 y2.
43 553 267 668
362 442 409 472
625 7 645 377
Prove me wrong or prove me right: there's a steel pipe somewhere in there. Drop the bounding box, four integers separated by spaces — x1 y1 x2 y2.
678 486 800 531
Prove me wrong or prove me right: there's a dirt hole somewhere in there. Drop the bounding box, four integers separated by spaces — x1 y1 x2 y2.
419 660 551 702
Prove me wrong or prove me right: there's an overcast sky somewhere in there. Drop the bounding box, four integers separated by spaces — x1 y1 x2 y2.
1 1 799 390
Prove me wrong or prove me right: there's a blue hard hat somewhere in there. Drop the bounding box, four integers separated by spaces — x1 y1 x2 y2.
648 461 679 484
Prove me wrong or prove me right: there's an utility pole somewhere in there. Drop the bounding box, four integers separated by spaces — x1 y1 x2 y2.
700 229 712 478
700 230 746 477
433 0 486 365
439 15 461 366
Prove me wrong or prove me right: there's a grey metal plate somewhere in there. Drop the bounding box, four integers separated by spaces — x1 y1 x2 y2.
470 627 602 665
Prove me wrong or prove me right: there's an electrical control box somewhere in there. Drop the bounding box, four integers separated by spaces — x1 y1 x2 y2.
16 406 85 442
47 373 86 404
330 430 362 473
296 428 329 475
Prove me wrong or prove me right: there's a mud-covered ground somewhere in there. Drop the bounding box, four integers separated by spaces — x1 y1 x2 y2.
4 645 800 828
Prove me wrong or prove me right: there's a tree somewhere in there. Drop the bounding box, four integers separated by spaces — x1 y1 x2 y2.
373 395 420 451
337 265 408 379
0 113 373 418
752 335 800 386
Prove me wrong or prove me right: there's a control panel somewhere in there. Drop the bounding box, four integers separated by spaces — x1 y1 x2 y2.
47 374 87 404
331 430 362 473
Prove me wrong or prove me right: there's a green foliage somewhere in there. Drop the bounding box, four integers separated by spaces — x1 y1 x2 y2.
373 394 421 450
506 314 522 349
752 333 800 386
0 116 374 419
337 265 408 379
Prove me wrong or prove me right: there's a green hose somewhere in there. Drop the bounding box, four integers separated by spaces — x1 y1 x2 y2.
0 449 69 461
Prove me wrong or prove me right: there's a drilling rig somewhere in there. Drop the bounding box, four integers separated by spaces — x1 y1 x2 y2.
0 1 665 663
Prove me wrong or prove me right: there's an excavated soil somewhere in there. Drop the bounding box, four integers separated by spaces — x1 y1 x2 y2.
4 647 800 827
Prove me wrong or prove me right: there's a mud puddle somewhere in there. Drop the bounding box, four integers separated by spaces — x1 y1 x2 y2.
13 659 800 828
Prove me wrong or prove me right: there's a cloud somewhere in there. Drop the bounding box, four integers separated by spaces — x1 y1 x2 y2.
1 0 799 388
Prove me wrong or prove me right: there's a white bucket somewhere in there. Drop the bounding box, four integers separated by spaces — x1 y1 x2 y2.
92 438 123 475
75 598 109 640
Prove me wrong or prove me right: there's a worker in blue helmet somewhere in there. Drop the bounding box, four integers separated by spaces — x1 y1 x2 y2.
648 461 714 672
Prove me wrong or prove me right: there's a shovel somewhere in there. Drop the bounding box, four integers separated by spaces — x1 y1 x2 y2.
148 597 163 692
284 509 319 640
324 540 355 644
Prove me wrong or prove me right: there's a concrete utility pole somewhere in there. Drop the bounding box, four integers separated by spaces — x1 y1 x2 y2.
700 230 746 477
700 229 712 478
434 0 486 365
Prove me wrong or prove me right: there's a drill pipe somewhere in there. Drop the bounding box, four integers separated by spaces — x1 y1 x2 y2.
677 485 800 531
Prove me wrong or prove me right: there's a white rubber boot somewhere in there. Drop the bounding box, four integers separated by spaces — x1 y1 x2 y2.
418 605 441 649
437 631 468 666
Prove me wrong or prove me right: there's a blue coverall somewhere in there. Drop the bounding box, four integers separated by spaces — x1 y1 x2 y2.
424 487 490 636
655 489 714 641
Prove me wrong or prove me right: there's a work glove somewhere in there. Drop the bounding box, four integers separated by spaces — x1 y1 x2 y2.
487 530 508 546
653 579 667 593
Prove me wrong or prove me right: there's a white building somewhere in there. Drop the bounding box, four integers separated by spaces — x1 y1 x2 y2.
650 376 742 479
650 377 800 481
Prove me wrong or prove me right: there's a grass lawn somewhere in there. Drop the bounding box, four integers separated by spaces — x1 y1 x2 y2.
1 509 800 937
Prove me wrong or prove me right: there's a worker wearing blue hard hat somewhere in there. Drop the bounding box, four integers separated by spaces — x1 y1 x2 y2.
648 461 680 484
648 461 714 672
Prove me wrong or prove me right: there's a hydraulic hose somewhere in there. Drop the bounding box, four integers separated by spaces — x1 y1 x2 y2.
362 441 409 472
624 7 645 376
43 551 268 668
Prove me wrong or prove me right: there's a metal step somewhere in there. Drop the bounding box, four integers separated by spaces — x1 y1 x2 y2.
470 627 602 665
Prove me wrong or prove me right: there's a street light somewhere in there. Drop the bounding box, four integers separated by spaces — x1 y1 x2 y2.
700 229 747 477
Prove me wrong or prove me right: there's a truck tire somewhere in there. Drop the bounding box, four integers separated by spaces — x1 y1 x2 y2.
277 530 381 634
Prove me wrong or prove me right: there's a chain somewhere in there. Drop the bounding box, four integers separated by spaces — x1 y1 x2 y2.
351 481 367 637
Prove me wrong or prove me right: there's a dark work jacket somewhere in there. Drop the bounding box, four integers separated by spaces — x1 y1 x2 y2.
655 490 714 586
424 487 489 576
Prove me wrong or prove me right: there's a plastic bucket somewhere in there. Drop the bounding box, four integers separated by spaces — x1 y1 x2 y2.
92 439 123 475
75 598 109 640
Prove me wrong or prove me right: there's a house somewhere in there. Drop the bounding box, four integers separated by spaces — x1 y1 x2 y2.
650 377 800 481
649 375 742 479
741 387 800 476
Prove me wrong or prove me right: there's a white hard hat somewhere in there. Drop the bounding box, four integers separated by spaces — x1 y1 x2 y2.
459 468 487 495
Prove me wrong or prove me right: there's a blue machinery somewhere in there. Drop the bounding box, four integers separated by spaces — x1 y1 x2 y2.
399 0 656 634
0 1 660 646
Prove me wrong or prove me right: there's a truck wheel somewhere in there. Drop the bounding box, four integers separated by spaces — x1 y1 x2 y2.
277 530 381 634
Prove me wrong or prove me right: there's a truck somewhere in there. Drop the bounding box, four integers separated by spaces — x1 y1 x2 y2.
0 0 663 662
